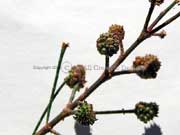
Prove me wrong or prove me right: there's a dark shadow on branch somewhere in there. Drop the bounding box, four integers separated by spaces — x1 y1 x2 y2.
142 123 163 135
74 121 92 135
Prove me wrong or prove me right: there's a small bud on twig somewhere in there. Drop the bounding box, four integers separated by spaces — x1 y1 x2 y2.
153 30 167 39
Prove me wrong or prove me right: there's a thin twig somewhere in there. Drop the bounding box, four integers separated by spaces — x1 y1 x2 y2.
68 84 80 103
151 11 180 33
71 109 135 115
32 81 66 135
112 67 145 77
46 43 69 123
50 129 62 135
148 0 178 32
95 109 135 115
105 55 110 75
143 0 156 31
152 30 167 39
119 40 124 55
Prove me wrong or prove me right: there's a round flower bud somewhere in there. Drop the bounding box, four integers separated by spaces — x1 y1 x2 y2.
108 24 125 41
149 0 164 6
135 102 159 123
159 30 167 39
133 54 161 79
65 65 86 89
73 101 97 126
96 32 120 56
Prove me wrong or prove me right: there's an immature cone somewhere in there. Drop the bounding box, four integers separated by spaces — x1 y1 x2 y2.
149 0 164 6
108 24 125 41
133 54 161 79
96 32 120 57
73 101 97 126
65 65 86 89
135 102 159 123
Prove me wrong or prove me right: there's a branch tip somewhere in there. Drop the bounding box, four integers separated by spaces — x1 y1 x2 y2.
62 42 69 48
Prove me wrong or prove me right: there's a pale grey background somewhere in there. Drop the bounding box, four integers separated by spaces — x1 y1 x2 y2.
0 0 180 135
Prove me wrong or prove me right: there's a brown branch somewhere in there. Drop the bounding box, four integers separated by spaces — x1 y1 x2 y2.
148 0 178 32
34 32 150 135
95 109 135 115
34 3 180 135
152 30 167 39
105 55 110 75
119 40 124 56
50 129 62 135
143 0 156 31
151 11 180 33
112 67 145 77
109 32 150 74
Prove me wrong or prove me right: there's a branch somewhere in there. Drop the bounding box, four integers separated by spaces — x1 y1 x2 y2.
148 0 178 32
34 32 150 135
71 108 135 115
95 109 135 115
50 129 62 135
119 40 124 55
32 81 66 135
68 84 80 103
143 0 156 31
151 11 180 33
152 30 167 39
46 43 69 123
34 3 180 135
50 129 61 135
112 67 145 77
109 33 149 74
105 55 110 75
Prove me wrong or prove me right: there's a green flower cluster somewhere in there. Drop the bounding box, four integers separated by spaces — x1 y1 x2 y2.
96 32 120 57
96 24 125 57
73 101 97 126
135 102 159 123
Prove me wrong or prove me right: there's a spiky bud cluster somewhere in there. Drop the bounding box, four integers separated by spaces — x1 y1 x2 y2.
149 0 164 6
133 54 161 79
96 32 120 56
108 24 125 41
65 65 86 89
73 101 97 126
135 102 159 123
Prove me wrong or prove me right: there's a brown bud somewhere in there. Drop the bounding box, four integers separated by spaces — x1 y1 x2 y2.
65 65 86 89
108 24 125 41
133 54 161 79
